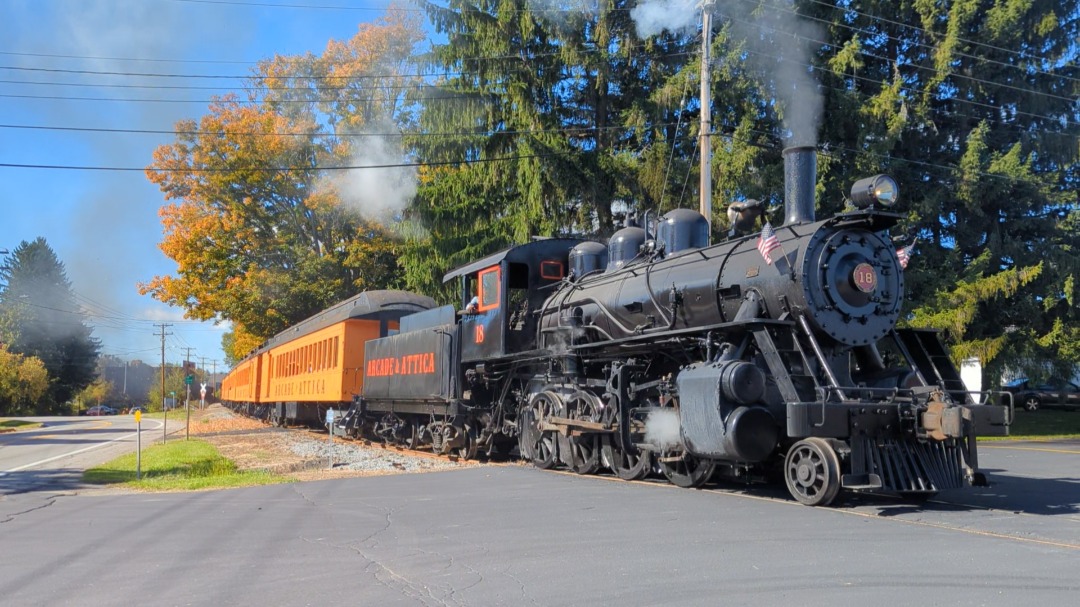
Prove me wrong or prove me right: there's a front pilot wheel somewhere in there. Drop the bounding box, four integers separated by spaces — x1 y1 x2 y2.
784 438 842 507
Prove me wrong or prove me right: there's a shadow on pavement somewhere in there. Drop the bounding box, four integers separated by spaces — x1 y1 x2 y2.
0 468 99 496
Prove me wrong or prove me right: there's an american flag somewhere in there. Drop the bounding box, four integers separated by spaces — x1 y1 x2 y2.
757 222 782 265
896 243 914 270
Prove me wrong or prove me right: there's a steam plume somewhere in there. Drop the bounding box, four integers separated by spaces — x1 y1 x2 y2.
326 120 417 220
631 0 824 145
645 408 683 451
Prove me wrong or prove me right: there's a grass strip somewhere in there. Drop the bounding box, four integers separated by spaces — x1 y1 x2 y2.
980 408 1080 441
84 439 291 491
1 419 43 430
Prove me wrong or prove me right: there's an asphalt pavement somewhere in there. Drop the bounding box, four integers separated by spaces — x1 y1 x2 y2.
0 415 178 495
0 439 1076 607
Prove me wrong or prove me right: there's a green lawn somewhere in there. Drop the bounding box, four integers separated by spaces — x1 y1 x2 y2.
982 408 1080 441
0 419 43 431
84 439 291 491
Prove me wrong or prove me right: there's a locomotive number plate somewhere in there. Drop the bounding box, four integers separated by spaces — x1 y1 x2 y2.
853 263 877 293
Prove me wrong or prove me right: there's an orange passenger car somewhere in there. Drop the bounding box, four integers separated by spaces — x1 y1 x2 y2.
219 290 435 425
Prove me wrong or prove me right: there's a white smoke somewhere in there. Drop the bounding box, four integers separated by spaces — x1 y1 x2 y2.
645 408 683 451
630 0 824 145
327 120 417 220
630 0 701 38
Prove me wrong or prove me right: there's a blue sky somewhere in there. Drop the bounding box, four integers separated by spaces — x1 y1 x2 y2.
0 0 406 370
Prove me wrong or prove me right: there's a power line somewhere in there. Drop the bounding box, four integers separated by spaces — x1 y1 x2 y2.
166 0 593 14
0 77 425 92
0 63 449 80
719 5 1079 104
0 151 573 172
0 50 258 66
2 2 1071 87
795 0 1080 73
1 41 1069 127
0 121 661 139
2 77 1069 131
169 0 421 11
723 41 1076 126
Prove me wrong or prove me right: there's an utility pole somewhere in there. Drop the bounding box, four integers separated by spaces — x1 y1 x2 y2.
156 323 172 444
699 0 715 240
184 347 194 440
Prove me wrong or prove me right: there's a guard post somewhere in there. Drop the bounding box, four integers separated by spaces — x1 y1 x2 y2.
326 408 335 470
135 409 142 480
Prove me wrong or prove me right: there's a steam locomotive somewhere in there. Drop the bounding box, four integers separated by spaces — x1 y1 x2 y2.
223 146 1010 506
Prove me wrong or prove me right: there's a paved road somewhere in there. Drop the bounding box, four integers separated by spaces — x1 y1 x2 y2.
0 439 1076 606
0 415 173 495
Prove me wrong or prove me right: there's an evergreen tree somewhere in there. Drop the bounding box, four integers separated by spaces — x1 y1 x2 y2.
0 239 101 413
404 1 730 299
814 0 1078 382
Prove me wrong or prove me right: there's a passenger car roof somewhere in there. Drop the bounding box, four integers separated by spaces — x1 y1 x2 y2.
260 290 436 351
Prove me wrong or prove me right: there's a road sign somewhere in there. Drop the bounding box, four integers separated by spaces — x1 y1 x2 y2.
134 410 142 423
184 375 194 385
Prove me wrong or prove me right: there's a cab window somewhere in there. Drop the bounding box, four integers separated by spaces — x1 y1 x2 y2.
478 267 500 311
540 260 564 280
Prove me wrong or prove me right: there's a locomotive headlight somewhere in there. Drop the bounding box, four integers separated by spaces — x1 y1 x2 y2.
849 174 899 208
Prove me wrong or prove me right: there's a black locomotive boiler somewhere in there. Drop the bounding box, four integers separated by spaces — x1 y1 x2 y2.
341 146 1009 506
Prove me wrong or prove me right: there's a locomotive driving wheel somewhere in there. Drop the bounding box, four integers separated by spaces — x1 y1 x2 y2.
601 432 652 480
658 451 715 488
561 391 602 475
784 438 842 506
598 395 651 480
517 407 537 461
528 391 563 470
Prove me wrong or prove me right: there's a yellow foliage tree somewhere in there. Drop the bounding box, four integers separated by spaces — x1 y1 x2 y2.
0 346 49 416
74 379 114 413
141 7 425 362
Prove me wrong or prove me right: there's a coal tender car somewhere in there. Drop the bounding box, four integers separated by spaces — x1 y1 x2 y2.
340 146 1009 506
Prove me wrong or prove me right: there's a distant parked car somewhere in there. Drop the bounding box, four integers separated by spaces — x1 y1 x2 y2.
85 406 117 416
1002 379 1080 411
128 406 146 415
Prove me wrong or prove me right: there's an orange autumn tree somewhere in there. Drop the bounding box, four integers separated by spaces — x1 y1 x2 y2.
142 8 425 362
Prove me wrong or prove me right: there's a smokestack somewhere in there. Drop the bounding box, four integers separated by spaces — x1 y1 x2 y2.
782 146 816 225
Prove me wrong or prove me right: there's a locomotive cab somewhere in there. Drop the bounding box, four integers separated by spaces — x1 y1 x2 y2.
444 238 585 362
